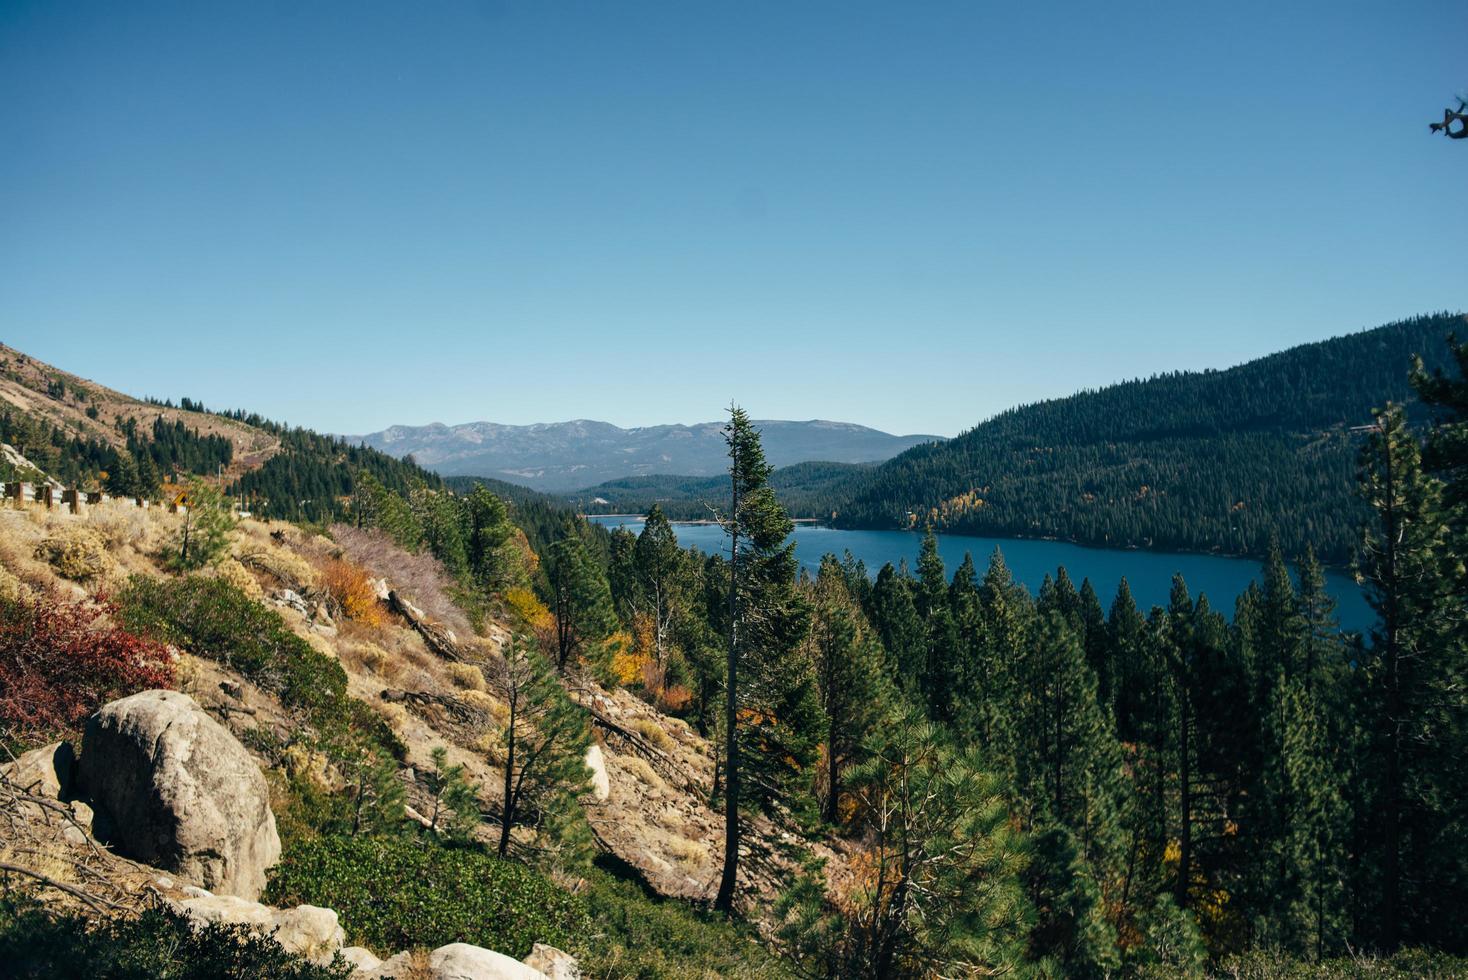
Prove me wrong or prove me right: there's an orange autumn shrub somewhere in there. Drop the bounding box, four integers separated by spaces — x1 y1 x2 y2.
320 557 384 627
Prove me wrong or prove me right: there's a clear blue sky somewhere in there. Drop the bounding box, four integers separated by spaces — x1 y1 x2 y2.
2 1 1463 437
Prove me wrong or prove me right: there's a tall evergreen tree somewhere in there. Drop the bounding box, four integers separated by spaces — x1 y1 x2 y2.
807 554 888 825
1356 403 1464 948
714 406 816 913
491 637 593 861
635 504 684 673
545 528 616 671
1107 578 1148 740
868 563 925 692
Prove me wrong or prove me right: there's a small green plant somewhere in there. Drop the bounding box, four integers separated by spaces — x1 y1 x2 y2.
264 835 589 958
167 477 237 570
422 746 482 841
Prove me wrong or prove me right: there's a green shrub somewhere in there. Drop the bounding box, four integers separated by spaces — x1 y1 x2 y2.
1211 948 1468 979
116 575 349 731
263 835 588 958
0 899 352 979
582 867 791 979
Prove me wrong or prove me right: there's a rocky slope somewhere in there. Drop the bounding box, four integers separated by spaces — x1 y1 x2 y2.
0 497 836 976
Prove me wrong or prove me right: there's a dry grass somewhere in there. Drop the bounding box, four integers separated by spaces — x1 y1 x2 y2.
341 639 396 679
173 653 205 697
330 524 474 639
34 526 116 584
448 663 486 692
619 755 665 791
232 522 319 590
664 834 706 870
208 557 264 599
0 565 32 604
303 631 338 661
628 717 674 753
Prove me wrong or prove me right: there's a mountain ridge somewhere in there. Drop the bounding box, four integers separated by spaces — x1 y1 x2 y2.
346 417 943 490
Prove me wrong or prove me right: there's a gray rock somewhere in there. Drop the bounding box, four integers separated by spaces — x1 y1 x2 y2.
78 690 280 899
339 946 382 973
1 741 76 800
429 943 548 980
583 745 610 802
174 890 345 965
365 951 417 978
523 943 580 980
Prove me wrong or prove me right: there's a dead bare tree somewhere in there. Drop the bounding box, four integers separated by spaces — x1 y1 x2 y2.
1429 97 1467 139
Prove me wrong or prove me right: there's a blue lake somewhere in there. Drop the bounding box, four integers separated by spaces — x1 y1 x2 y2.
587 517 1374 635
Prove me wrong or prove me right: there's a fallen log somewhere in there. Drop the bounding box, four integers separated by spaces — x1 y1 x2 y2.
387 590 463 662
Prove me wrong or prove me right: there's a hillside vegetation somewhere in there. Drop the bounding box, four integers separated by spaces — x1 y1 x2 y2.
831 313 1463 562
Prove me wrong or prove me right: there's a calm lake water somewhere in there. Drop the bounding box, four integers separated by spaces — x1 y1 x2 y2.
587 517 1375 635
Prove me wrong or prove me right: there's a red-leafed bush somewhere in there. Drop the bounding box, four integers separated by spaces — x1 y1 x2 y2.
0 593 174 747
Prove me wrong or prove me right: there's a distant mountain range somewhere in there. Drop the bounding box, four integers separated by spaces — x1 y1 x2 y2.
346 419 943 491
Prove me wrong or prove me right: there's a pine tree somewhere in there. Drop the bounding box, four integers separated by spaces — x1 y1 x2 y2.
1262 676 1347 958
807 554 889 825
105 451 139 497
635 504 684 674
606 525 639 621
491 637 593 860
1025 824 1120 979
1107 578 1147 740
422 745 482 842
868 563 925 692
714 406 816 913
169 477 237 571
410 486 468 576
464 483 516 594
967 548 1033 758
545 527 616 671
1356 403 1463 948
1077 579 1111 717
778 708 1029 978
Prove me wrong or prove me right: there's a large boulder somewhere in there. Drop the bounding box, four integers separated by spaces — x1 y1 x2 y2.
429 943 548 980
78 690 280 900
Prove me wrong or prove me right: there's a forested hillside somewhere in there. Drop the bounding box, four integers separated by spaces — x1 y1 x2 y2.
569 460 869 520
832 313 1464 562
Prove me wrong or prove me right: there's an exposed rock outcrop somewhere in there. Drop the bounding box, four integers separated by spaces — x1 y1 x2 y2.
1 741 75 801
523 943 580 980
583 744 610 802
77 689 281 900
173 886 346 966
428 943 548 980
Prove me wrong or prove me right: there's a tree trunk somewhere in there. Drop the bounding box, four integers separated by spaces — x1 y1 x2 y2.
1177 678 1192 908
499 690 517 858
825 710 840 825
714 470 741 914
1381 428 1402 949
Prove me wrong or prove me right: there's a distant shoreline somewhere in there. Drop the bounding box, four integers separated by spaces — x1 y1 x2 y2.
583 514 822 525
